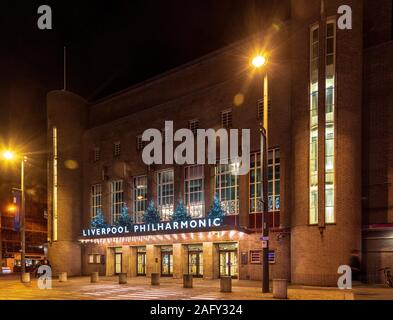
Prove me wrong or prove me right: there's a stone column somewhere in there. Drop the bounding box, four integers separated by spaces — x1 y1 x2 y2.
129 247 137 277
122 246 131 277
105 247 115 276
146 245 160 276
203 242 218 280
239 174 249 228
204 165 215 216
173 244 186 279
174 166 184 205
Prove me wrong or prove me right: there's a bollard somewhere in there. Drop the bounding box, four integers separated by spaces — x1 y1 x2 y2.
151 273 160 286
59 272 67 282
183 274 193 288
220 276 232 293
21 272 31 283
273 279 288 299
91 272 99 283
119 273 127 284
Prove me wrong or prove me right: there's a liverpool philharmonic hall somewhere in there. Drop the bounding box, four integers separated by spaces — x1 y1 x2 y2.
46 1 393 286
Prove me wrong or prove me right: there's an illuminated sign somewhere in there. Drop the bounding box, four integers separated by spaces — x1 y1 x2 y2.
82 218 223 238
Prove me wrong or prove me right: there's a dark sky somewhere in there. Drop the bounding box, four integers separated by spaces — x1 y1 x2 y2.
0 0 289 191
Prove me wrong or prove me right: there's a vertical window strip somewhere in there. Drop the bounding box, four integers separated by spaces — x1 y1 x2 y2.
133 176 147 224
111 180 124 224
157 170 174 221
249 150 280 214
91 184 102 218
325 20 336 223
215 162 239 215
184 165 205 218
268 149 281 212
309 25 319 225
52 126 58 241
249 153 262 214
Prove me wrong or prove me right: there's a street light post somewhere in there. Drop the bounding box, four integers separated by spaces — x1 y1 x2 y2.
261 73 270 294
20 157 26 276
252 54 270 293
2 151 27 281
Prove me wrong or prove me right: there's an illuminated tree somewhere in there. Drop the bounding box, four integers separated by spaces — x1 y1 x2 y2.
207 194 226 220
116 205 133 228
143 200 161 224
171 200 191 222
91 210 109 228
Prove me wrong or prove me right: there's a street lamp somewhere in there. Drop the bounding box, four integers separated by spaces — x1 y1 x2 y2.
252 54 270 293
1 150 28 282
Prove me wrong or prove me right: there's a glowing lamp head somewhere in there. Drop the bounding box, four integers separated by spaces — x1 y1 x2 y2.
252 55 267 69
7 204 17 213
3 151 14 160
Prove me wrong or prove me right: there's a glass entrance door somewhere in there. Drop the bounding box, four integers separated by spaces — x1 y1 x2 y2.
161 252 173 276
137 252 146 276
219 251 238 278
188 252 203 277
136 252 146 276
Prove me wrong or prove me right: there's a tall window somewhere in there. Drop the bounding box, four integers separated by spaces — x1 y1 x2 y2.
184 165 204 218
221 109 233 128
111 180 124 223
189 119 199 136
309 24 319 225
268 149 281 212
91 184 102 218
157 170 174 221
215 162 239 215
257 99 272 120
325 20 336 223
136 135 147 151
133 176 147 224
113 141 121 157
250 150 280 214
93 147 100 162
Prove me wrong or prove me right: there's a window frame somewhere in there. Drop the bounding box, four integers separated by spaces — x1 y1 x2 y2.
189 119 200 136
184 165 205 219
309 23 320 225
133 175 148 224
157 169 174 221
113 141 121 158
110 180 124 224
221 109 233 129
249 150 281 214
215 161 239 216
91 184 102 219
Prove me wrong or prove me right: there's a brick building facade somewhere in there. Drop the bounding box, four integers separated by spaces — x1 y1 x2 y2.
46 0 393 285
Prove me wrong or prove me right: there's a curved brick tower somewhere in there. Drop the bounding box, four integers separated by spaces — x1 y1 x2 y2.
290 0 363 285
47 90 87 276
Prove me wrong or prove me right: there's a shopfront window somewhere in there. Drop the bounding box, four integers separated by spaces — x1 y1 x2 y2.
157 170 174 221
215 163 239 215
133 176 147 224
184 165 204 218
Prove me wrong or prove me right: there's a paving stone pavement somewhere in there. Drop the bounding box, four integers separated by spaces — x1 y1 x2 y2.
0 275 392 300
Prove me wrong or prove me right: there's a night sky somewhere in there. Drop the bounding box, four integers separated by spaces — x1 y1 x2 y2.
0 0 289 197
